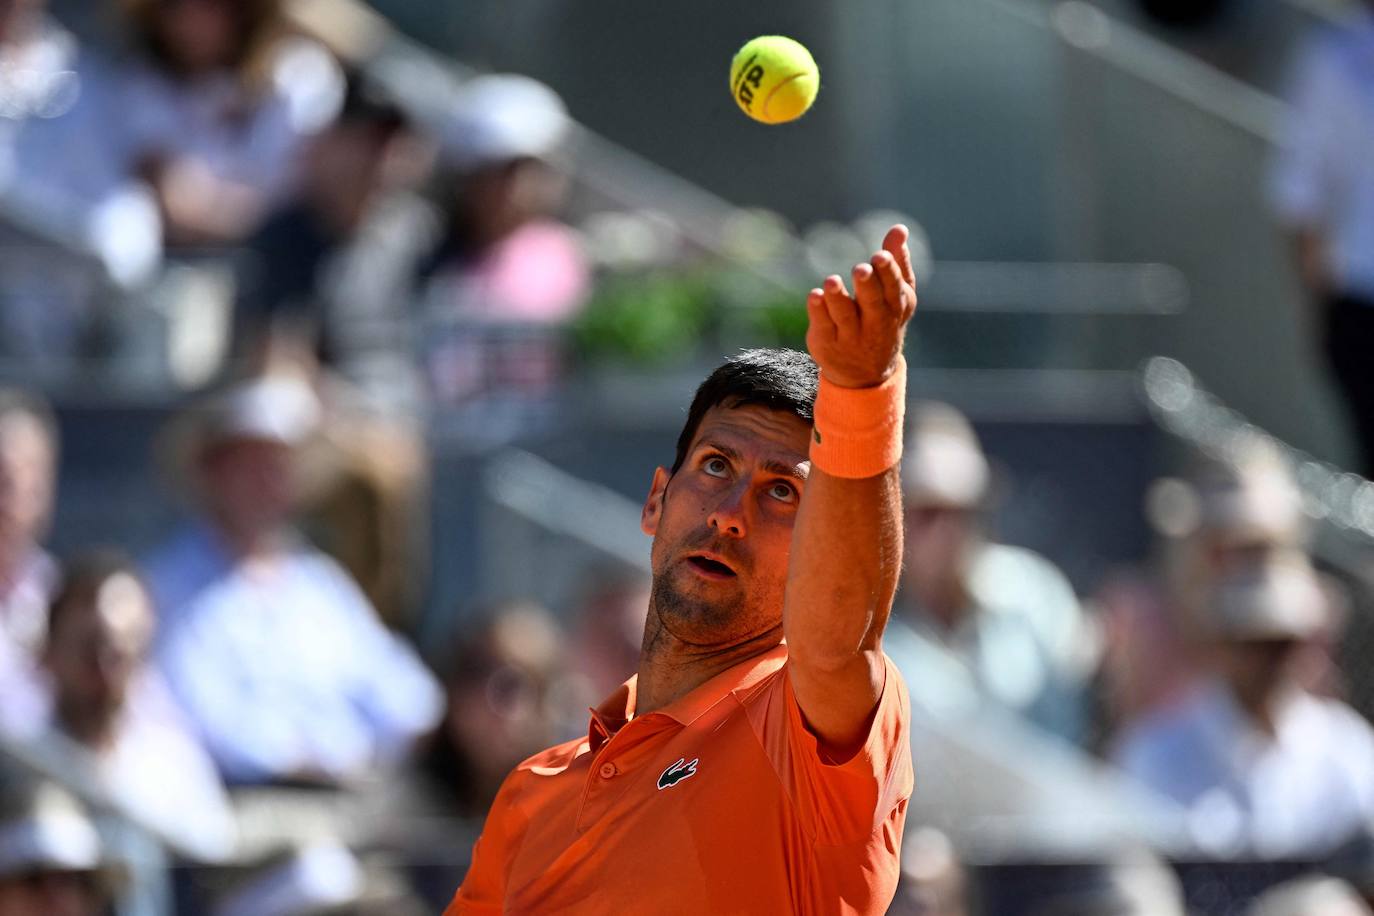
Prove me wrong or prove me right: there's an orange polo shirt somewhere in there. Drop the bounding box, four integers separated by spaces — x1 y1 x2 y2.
446 644 913 915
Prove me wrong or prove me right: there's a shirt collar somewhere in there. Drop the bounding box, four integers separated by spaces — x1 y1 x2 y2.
587 644 788 751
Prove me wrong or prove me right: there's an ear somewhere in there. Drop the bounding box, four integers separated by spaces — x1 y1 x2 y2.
641 467 671 537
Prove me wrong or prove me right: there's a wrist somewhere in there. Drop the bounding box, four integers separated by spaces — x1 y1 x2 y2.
810 356 907 479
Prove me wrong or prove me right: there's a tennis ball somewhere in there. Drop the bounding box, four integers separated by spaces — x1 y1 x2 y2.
730 36 819 125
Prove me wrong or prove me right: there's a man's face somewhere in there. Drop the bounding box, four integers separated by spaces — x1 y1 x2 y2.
903 504 977 593
640 405 810 648
1217 637 1299 709
45 574 153 730
199 438 296 534
155 0 241 74
0 0 43 46
0 870 101 916
0 414 55 554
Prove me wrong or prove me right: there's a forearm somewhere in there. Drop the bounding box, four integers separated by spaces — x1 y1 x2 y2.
784 467 902 668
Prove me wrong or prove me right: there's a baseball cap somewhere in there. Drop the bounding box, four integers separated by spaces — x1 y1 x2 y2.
438 74 571 172
901 402 990 509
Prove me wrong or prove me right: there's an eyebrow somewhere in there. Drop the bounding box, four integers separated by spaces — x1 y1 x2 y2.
700 441 809 481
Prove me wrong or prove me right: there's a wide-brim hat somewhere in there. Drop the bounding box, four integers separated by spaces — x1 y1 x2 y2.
159 372 328 501
901 401 990 510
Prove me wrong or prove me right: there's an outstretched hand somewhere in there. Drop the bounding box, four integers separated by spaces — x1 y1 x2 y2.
805 225 918 389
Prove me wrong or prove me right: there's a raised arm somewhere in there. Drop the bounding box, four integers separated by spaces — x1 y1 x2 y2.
784 225 916 756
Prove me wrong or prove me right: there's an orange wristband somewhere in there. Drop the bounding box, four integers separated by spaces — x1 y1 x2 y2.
809 356 907 479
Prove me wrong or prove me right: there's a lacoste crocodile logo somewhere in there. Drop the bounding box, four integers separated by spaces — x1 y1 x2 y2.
657 757 699 790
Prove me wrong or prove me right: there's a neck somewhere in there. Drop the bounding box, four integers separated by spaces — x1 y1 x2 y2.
634 608 782 717
909 574 969 630
1230 684 1287 738
207 512 281 560
56 700 118 753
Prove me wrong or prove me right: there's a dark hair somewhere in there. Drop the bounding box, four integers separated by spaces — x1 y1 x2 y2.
47 550 145 642
336 70 407 133
123 0 283 87
671 348 818 473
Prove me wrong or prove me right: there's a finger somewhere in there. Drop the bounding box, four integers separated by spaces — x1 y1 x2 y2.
869 251 906 321
805 288 835 341
883 224 917 288
852 262 885 320
822 275 859 333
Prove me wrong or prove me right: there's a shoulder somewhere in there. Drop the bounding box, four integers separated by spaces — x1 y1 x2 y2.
487 736 591 814
1113 689 1216 765
970 542 1081 622
1293 692 1374 744
142 526 227 611
516 736 591 775
974 542 1073 589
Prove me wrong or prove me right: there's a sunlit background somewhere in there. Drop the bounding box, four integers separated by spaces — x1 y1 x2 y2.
2 0 1374 913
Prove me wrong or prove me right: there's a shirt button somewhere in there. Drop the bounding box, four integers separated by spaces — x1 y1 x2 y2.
599 762 618 779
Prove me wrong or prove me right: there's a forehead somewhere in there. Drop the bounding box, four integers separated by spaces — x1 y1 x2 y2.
687 404 811 466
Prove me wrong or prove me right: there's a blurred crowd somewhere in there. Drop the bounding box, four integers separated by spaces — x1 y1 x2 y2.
0 0 1373 915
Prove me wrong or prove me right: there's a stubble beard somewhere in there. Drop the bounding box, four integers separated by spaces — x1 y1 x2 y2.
649 563 747 644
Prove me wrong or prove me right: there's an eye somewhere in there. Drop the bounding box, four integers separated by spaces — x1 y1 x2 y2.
702 456 729 478
767 481 797 503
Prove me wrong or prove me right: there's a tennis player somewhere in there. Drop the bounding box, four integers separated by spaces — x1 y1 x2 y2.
447 225 918 915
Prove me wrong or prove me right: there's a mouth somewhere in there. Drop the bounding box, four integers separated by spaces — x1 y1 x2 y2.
684 553 738 580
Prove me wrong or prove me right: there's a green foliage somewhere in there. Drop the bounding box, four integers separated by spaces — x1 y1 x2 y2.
575 267 810 366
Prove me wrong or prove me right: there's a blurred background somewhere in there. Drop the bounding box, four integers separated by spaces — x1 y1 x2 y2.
2 0 1374 913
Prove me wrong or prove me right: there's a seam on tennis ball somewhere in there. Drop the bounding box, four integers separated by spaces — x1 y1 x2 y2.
763 71 813 120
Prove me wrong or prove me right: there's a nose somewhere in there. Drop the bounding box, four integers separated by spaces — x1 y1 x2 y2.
707 481 749 538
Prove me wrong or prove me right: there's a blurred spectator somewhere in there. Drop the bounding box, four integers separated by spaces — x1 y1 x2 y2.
234 72 437 412
0 389 57 659
34 551 235 861
1269 1 1374 477
413 602 570 821
1096 440 1308 736
0 0 160 365
1113 557 1374 858
884 402 1096 743
0 775 119 916
0 389 58 734
1247 875 1373 916
567 568 649 703
112 0 341 248
142 372 441 785
418 73 590 442
888 828 968 916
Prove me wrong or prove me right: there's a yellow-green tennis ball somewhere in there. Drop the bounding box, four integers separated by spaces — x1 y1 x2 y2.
730 35 819 125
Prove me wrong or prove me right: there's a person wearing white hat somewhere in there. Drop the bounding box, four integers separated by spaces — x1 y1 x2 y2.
882 402 1095 744
1096 440 1311 743
0 777 118 916
141 372 442 785
1112 558 1374 858
417 73 589 442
